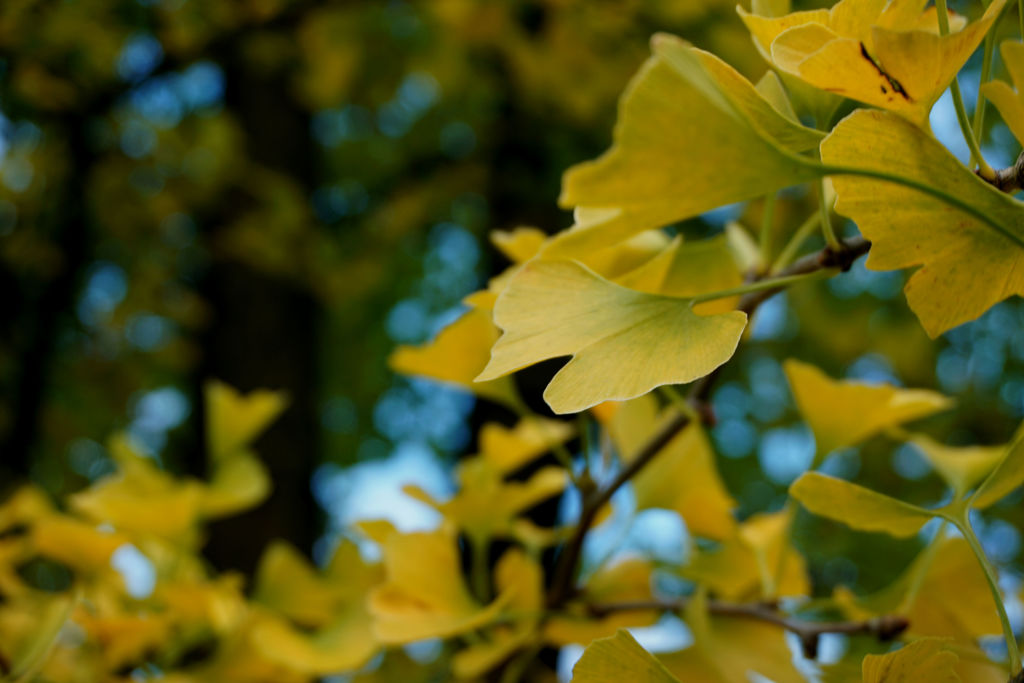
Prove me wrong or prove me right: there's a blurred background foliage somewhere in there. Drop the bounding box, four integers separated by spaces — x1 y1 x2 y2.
3 0 1024 636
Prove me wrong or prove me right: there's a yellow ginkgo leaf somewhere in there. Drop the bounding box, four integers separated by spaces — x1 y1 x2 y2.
491 226 548 263
249 603 378 676
784 359 952 457
479 417 575 475
200 450 271 518
981 41 1024 146
70 439 204 541
205 380 287 461
0 593 75 682
789 472 935 537
31 515 129 573
571 630 680 683
747 0 998 127
548 33 823 256
476 260 747 414
682 508 808 600
614 229 753 315
608 395 736 540
861 638 960 682
970 423 1024 508
907 435 1006 499
368 529 507 643
822 109 1024 337
405 461 567 545
836 537 1001 640
452 549 544 679
250 540 382 674
253 541 344 626
544 557 658 646
660 588 805 683
390 307 521 409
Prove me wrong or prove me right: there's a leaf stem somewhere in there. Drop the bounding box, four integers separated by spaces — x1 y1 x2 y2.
974 0 1003 137
690 270 830 305
471 538 491 603
951 511 1021 673
817 178 841 250
771 211 821 274
760 193 778 267
936 0 996 178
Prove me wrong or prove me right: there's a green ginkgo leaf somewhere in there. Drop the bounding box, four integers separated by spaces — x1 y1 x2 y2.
789 472 935 537
970 424 1024 508
476 259 747 414
821 109 1024 337
548 33 823 256
908 434 1006 499
981 40 1024 147
571 630 680 683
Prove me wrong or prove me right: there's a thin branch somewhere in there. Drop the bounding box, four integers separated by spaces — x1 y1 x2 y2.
545 236 871 607
986 151 1024 193
587 598 908 659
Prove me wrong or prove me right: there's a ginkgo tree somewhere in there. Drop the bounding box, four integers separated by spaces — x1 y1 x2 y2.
9 0 1024 681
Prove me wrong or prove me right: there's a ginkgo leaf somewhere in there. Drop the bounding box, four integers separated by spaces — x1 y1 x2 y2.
907 435 1006 499
548 33 823 256
250 539 382 673
544 557 658 646
491 226 548 263
476 260 747 414
861 638 960 682
70 436 204 540
970 423 1024 508
768 0 1003 128
31 515 129 573
608 395 736 539
1 593 75 682
200 450 271 518
784 359 952 457
571 630 680 683
682 508 808 600
821 109 1024 337
390 307 521 408
981 41 1024 146
614 229 752 315
660 589 805 683
836 538 1001 640
479 417 575 474
368 529 508 643
405 461 567 545
789 472 935 537
452 549 544 678
253 541 344 626
249 604 378 675
205 380 287 461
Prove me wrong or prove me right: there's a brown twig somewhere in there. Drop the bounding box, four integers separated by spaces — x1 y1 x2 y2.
544 236 871 608
982 150 1024 193
587 598 908 659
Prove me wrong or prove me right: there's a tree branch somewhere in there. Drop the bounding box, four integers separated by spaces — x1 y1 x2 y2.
545 236 871 608
587 598 908 659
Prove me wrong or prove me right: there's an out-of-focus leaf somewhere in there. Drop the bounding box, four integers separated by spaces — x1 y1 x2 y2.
784 359 951 457
789 472 936 537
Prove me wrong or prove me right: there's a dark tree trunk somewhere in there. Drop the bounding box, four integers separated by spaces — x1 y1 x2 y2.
195 42 321 575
